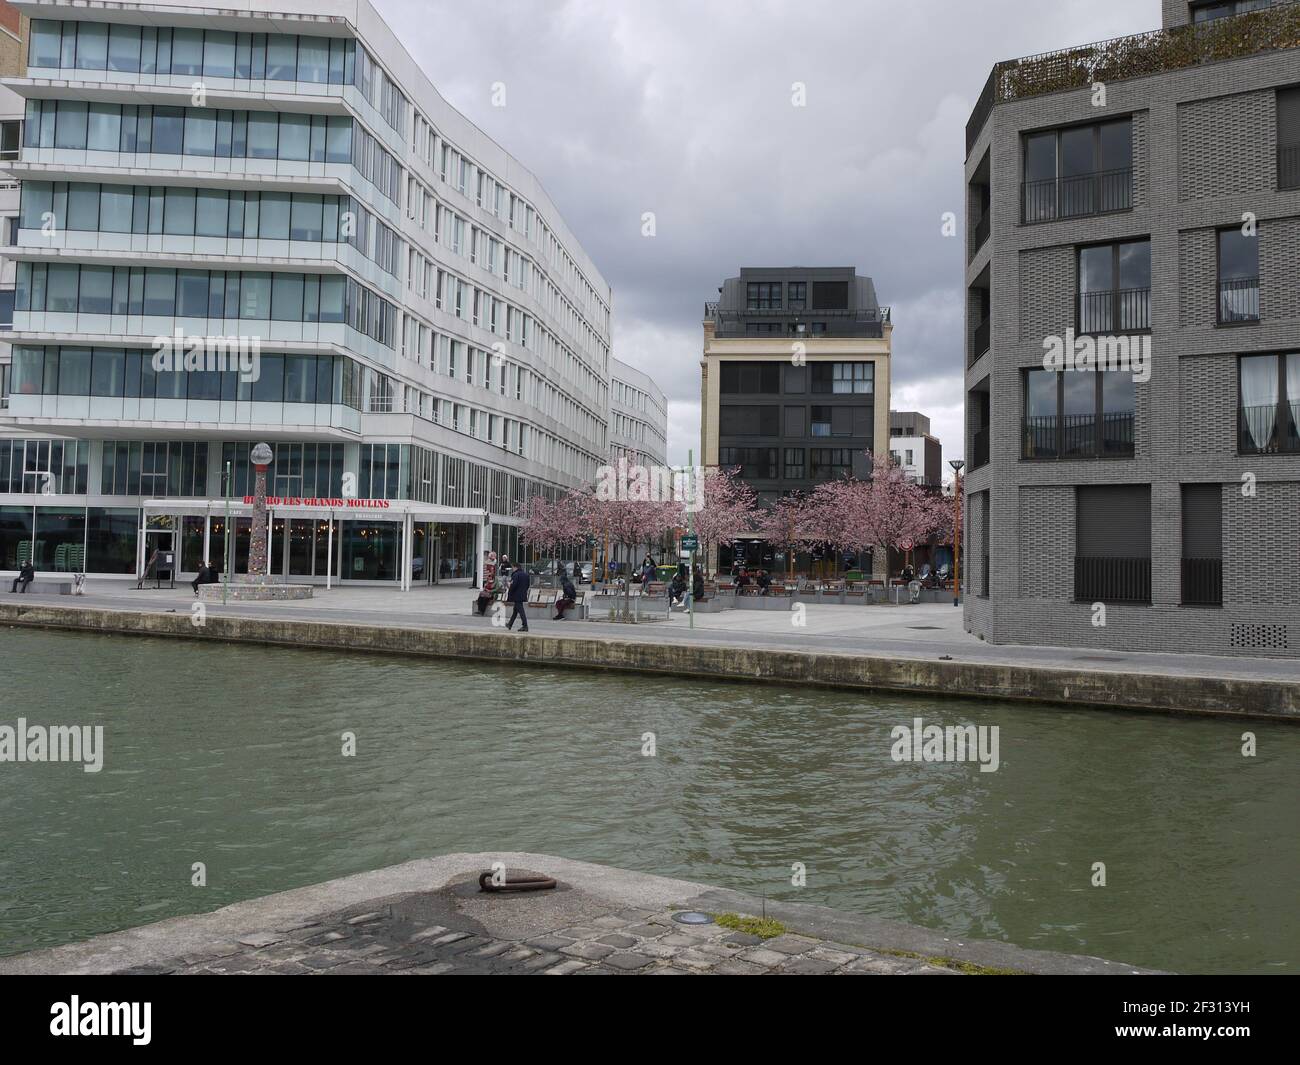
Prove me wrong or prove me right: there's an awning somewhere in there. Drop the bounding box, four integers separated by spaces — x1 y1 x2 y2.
143 499 488 524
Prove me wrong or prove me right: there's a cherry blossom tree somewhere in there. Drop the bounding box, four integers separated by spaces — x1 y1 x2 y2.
689 466 759 578
516 492 585 560
758 491 818 580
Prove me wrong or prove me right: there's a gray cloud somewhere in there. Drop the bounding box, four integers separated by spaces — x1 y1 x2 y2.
378 0 1158 465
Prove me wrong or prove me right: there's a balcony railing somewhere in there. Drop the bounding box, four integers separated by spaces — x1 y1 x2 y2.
972 426 990 469
1281 143 1300 190
1022 411 1135 459
1181 557 1223 607
972 209 990 256
967 3 1300 155
1021 167 1133 223
1075 556 1151 604
971 317 990 362
1078 287 1151 333
1218 277 1260 323
1239 401 1300 454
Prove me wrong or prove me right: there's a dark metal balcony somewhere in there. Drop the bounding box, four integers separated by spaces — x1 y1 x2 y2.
1021 167 1133 223
1218 277 1260 323
972 209 990 257
1239 401 1300 454
1078 287 1151 333
1022 411 1134 459
1280 143 1300 190
972 426 990 470
1074 556 1151 604
1181 557 1223 607
967 3 1300 155
971 317 990 363
704 302 891 339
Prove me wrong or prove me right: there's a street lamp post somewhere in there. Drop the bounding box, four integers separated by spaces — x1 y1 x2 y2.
949 459 965 607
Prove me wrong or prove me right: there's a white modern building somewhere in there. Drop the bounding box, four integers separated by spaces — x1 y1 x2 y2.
609 356 667 469
0 0 647 589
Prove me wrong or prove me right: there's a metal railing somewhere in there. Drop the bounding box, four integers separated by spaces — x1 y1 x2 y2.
1021 167 1133 223
1280 143 1300 190
1022 412 1135 459
1078 287 1151 333
1218 277 1260 323
972 209 990 256
1075 556 1151 603
1239 401 1300 453
967 3 1300 154
972 426 990 469
1181 557 1223 607
971 317 990 362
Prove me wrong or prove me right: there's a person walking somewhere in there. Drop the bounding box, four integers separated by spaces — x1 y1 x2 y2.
10 560 35 593
505 560 531 631
553 571 577 620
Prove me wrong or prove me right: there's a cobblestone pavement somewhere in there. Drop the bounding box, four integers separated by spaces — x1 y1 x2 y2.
109 883 966 976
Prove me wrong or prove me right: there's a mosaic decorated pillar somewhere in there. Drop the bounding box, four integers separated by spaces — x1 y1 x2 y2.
247 442 273 579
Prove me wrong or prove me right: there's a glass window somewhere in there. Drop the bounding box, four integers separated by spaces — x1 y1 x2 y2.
46 264 79 312
59 347 92 394
108 24 142 72
325 116 351 163
176 270 209 317
247 112 279 158
266 34 297 80
67 182 100 231
76 22 109 70
143 269 176 315
184 109 217 156
289 194 323 240
171 28 203 75
271 273 304 320
239 272 271 318
100 185 133 232
195 189 227 237
87 104 121 152
91 349 126 396
203 30 236 79
297 38 329 84
152 106 184 154
251 352 284 401
55 102 89 149
258 192 290 238
79 267 113 314
284 354 315 403
30 20 62 68
163 187 196 234
278 113 310 160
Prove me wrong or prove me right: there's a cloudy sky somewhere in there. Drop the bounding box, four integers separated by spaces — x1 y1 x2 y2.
377 0 1158 467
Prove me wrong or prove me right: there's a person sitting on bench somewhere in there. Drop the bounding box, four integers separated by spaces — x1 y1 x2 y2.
554 573 578 620
191 560 219 595
10 560 35 593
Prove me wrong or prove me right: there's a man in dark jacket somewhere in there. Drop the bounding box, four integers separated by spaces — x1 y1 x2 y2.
505 563 531 631
554 572 578 620
10 560 35 593
191 560 219 595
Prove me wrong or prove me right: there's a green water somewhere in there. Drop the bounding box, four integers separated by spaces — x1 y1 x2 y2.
0 626 1295 973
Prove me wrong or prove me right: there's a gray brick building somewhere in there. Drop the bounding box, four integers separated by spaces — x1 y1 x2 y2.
963 0 1300 657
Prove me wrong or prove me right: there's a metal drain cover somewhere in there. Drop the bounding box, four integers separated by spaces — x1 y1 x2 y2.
671 911 714 926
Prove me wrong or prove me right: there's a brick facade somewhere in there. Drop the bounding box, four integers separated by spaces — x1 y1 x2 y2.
964 17 1300 658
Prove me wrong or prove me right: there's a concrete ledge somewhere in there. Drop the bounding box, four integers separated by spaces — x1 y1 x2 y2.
0 601 1296 719
0 852 1161 975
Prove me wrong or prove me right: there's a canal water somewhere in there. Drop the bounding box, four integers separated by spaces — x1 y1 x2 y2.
0 626 1295 973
